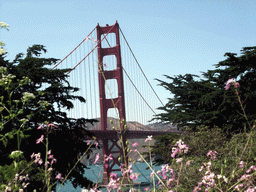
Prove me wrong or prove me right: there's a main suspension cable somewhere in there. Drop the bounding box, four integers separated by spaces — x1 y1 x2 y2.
119 27 165 108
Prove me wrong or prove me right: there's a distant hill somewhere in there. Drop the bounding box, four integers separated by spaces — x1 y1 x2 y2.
81 118 178 165
84 117 178 132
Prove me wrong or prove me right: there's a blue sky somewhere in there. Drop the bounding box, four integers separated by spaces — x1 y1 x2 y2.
1 0 256 122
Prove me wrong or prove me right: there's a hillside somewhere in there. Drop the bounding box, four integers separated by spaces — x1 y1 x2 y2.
81 118 178 165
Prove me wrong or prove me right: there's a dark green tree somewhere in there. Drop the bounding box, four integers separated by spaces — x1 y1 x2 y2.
0 45 97 191
154 46 256 133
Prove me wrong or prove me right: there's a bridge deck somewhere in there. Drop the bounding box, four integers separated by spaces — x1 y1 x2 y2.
86 129 180 140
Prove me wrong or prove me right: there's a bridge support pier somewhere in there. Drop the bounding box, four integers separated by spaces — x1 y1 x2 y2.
97 21 128 185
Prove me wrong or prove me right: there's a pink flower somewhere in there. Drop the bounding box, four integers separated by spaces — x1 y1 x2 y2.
105 154 113 162
225 78 240 90
226 78 234 87
30 152 35 159
37 124 43 129
132 142 138 147
239 161 245 168
171 148 181 158
234 82 240 88
48 123 57 128
36 135 44 144
55 173 63 180
48 154 54 159
94 153 100 164
37 159 43 165
95 141 98 148
129 173 139 181
186 160 193 166
51 158 57 164
145 135 153 143
107 172 120 191
207 150 218 160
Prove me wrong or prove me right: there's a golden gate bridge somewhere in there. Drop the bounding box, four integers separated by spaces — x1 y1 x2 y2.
51 21 179 184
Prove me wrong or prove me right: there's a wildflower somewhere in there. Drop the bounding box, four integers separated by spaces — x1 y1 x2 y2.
171 148 181 158
51 158 57 164
239 161 245 168
95 141 98 148
234 184 244 191
48 168 53 172
48 154 54 159
150 170 155 178
14 173 19 181
171 139 189 158
207 150 218 160
22 182 29 188
107 173 120 191
145 135 153 142
121 164 133 176
38 159 43 165
225 78 240 90
48 123 57 128
94 153 100 164
246 165 256 173
144 187 150 191
10 150 23 159
186 160 193 166
105 154 113 161
132 142 138 147
31 152 41 159
130 173 139 181
176 158 183 163
199 166 204 172
55 173 63 180
36 135 44 144
0 21 9 29
37 124 43 129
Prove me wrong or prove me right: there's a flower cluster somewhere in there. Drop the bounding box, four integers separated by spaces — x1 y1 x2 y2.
194 162 216 191
171 139 189 158
121 163 139 182
145 135 153 143
225 78 240 90
206 150 218 160
234 165 256 191
4 173 30 192
104 154 113 168
156 164 176 189
107 172 120 192
31 152 43 165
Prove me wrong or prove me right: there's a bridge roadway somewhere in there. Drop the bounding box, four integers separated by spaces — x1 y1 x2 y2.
85 129 180 140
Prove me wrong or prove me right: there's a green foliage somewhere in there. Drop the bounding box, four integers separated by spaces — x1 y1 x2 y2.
154 46 256 133
0 21 9 55
150 133 180 166
0 45 96 191
150 126 256 191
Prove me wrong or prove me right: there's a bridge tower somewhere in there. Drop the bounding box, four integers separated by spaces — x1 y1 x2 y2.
96 21 128 185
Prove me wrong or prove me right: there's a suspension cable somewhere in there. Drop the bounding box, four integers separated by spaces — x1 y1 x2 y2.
65 24 117 75
52 25 98 70
122 68 157 115
119 27 165 108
